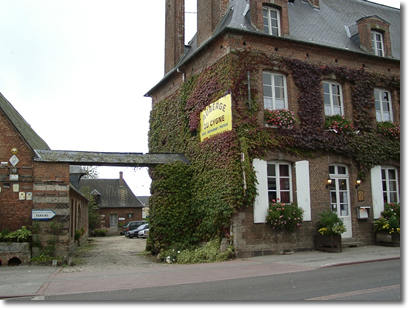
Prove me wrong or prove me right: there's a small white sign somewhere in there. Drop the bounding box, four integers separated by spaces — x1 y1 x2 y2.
9 174 18 181
9 155 19 167
13 184 19 192
26 192 32 200
32 210 56 220
19 192 26 200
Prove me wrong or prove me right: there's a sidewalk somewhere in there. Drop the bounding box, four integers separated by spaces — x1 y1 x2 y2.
0 245 400 299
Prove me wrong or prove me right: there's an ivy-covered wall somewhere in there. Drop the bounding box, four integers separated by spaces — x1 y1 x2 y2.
148 50 400 254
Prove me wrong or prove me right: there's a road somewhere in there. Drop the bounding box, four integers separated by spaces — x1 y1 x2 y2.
26 259 400 301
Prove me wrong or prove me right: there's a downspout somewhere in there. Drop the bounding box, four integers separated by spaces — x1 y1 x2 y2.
177 67 185 83
247 71 252 108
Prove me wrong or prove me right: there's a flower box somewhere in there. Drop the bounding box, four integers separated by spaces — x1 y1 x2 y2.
375 232 400 247
314 234 342 253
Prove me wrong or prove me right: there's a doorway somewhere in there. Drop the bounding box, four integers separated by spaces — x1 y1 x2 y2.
329 165 352 238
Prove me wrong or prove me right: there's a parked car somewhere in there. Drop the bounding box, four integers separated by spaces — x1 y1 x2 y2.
137 228 149 239
121 220 146 235
125 223 148 238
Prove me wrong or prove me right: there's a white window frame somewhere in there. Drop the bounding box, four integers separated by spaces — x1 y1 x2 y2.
263 72 288 110
381 167 399 204
263 6 281 36
374 88 393 122
267 161 293 203
323 81 344 116
371 30 385 57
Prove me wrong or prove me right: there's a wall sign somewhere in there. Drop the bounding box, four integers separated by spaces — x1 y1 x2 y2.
200 93 232 142
32 210 56 221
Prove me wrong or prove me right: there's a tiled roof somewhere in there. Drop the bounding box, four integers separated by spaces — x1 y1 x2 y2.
0 92 50 152
79 178 143 209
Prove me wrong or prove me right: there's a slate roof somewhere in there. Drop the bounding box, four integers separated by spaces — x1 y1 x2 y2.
136 196 150 207
0 92 50 152
79 177 143 209
146 0 400 96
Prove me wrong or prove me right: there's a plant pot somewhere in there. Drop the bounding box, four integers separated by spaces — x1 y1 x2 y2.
314 234 342 253
375 232 400 247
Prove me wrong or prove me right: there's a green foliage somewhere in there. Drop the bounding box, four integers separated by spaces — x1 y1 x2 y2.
158 239 234 264
0 226 32 242
377 122 400 139
148 50 399 259
93 228 107 236
80 186 100 232
264 109 297 129
374 203 400 234
31 254 61 265
324 115 355 135
266 202 303 232
316 210 346 236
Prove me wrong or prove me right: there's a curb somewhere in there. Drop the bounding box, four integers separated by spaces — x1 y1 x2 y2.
321 256 400 268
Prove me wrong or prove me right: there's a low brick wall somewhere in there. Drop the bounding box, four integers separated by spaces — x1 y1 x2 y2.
0 242 31 266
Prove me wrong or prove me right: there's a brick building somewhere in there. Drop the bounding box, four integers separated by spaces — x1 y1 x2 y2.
0 92 88 258
146 0 400 256
79 171 144 234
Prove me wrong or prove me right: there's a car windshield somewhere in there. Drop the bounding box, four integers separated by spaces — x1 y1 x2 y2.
137 224 148 230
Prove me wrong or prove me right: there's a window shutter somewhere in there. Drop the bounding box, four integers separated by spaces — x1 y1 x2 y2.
295 160 311 221
371 166 384 218
253 158 269 223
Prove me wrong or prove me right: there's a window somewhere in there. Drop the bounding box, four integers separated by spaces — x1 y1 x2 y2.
263 7 281 36
263 72 288 110
381 167 399 204
371 30 384 56
374 88 393 122
128 213 133 219
267 162 292 203
328 165 350 217
323 81 344 116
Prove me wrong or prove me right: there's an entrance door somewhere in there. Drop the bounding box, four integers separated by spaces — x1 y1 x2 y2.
109 214 118 232
329 165 352 238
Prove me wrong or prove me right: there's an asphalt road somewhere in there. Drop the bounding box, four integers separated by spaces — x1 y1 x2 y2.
32 259 400 302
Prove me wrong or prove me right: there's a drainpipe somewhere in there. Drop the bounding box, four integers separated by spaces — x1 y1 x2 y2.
247 71 251 108
177 67 185 82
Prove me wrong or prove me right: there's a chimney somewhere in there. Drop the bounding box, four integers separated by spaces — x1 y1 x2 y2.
164 0 185 74
119 171 123 181
197 0 230 47
307 0 320 9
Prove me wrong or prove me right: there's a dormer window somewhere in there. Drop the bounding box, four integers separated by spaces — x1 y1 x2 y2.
263 7 281 36
371 30 385 56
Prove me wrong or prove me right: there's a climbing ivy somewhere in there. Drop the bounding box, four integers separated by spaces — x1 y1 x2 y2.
148 50 400 255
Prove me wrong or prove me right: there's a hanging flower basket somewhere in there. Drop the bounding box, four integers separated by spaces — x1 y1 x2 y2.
264 109 296 129
324 115 355 135
376 122 400 139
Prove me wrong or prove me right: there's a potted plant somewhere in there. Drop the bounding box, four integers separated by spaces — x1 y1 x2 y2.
314 210 346 252
324 115 355 135
264 109 296 129
376 122 400 139
266 200 304 232
374 203 400 246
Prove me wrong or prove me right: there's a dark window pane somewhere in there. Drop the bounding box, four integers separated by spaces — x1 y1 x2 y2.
267 164 276 176
280 178 290 190
329 166 335 174
268 178 276 190
279 164 289 176
280 191 290 203
268 192 277 203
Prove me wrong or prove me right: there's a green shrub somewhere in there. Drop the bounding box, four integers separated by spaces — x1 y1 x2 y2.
316 210 346 236
93 229 107 236
266 201 303 232
0 226 32 242
374 203 400 234
158 239 234 264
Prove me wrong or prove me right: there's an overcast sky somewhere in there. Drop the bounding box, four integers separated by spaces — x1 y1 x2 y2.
0 0 401 196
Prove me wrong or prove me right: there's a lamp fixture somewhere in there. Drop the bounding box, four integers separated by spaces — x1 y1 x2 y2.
355 179 362 188
326 177 332 188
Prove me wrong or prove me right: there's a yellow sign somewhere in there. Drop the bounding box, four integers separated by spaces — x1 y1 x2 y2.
200 94 232 142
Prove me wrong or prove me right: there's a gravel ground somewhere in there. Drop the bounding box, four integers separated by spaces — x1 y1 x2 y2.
63 235 157 273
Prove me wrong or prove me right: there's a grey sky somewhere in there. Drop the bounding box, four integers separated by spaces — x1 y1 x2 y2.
0 0 401 196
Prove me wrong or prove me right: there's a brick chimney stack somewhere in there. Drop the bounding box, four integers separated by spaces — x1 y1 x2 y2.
197 0 230 47
164 0 185 74
119 171 123 181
